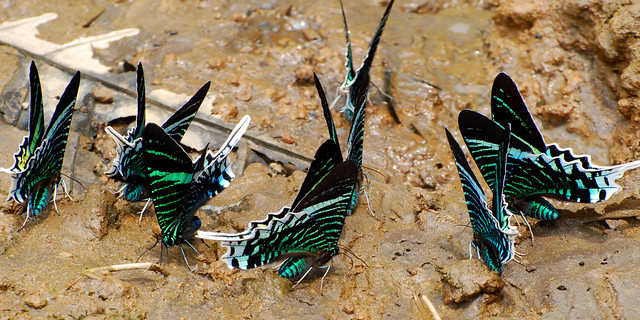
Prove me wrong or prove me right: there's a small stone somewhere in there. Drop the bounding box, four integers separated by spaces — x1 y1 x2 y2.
302 29 320 41
526 265 536 272
163 53 178 65
236 91 252 102
207 57 225 70
280 133 296 144
294 64 314 85
91 87 114 104
579 261 585 266
59 251 73 259
79 106 89 113
439 259 504 304
557 285 567 291
343 304 355 314
23 294 47 309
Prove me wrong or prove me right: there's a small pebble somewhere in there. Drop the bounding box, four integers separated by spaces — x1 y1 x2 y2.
556 285 567 291
302 29 320 41
236 91 252 102
23 294 47 309
91 87 114 104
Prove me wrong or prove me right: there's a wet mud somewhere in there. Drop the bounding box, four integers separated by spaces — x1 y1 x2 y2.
2 0 640 318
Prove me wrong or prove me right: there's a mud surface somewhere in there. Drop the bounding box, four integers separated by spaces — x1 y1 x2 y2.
2 0 640 319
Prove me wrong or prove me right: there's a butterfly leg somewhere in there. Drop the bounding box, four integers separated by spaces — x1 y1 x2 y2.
114 184 127 199
17 204 31 232
138 199 152 226
517 211 535 245
60 179 74 201
329 87 343 112
371 81 393 102
183 239 200 255
179 244 192 271
319 263 332 295
291 266 314 291
53 183 60 215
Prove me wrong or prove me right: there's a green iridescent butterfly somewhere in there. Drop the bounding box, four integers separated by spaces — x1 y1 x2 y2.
460 73 640 221
105 63 210 221
1 62 80 230
445 124 517 273
334 0 394 120
141 115 250 265
197 73 368 280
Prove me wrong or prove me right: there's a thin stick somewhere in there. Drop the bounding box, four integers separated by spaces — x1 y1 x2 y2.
82 262 169 276
420 294 442 320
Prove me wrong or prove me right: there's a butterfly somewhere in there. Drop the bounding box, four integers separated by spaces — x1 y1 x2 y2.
105 63 210 219
445 123 517 273
196 73 369 280
460 73 640 220
333 0 394 120
141 115 250 260
1 61 81 229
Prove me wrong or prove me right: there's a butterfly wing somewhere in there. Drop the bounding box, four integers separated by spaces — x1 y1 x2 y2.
490 72 546 153
192 115 250 202
341 0 394 119
162 81 210 142
339 0 356 89
445 128 513 272
142 123 195 247
314 74 341 152
346 71 369 171
9 62 46 173
197 161 357 277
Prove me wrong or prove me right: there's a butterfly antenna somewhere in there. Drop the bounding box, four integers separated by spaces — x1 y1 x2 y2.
371 81 394 102
17 205 31 232
138 199 152 227
60 173 85 194
338 244 369 267
362 165 388 181
136 237 160 263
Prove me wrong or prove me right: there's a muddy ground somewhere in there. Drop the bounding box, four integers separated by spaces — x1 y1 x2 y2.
2 0 640 319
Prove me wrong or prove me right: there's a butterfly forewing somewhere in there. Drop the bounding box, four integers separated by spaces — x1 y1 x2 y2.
19 71 80 194
490 72 546 153
12 62 46 173
162 81 210 142
314 74 341 152
142 123 195 246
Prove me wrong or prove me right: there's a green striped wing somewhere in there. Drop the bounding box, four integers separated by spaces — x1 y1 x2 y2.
197 160 358 279
445 128 514 273
142 123 196 247
459 110 640 221
339 0 394 120
10 62 46 173
7 67 80 216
